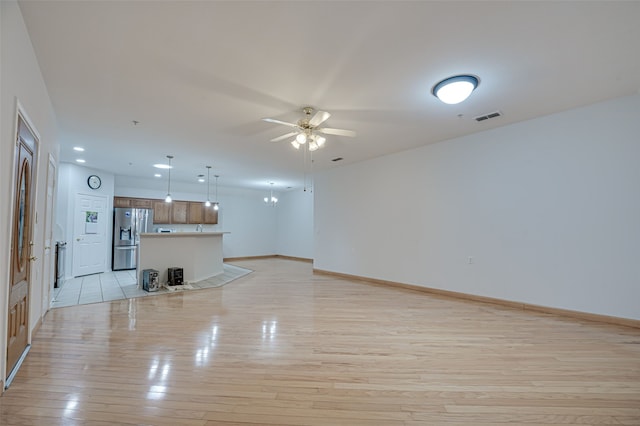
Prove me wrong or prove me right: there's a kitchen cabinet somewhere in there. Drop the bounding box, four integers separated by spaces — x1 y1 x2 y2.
171 201 189 224
114 197 153 208
152 200 171 224
131 198 152 208
188 202 219 225
188 202 204 224
203 205 219 224
116 197 212 225
114 197 131 207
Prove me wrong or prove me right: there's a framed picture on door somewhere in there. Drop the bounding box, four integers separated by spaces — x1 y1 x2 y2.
85 211 98 233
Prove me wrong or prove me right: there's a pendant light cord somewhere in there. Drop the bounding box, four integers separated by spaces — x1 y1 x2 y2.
167 155 173 196
206 166 211 201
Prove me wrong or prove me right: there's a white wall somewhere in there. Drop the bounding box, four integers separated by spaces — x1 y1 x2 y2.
315 94 640 321
57 163 115 277
1 0 59 382
115 176 279 258
276 188 314 259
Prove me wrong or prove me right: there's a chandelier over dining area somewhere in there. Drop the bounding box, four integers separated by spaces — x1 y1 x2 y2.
264 182 278 206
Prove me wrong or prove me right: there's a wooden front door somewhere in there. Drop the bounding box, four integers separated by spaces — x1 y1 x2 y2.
7 114 38 379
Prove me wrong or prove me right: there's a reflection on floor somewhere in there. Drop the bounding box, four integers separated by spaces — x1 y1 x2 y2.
51 263 252 309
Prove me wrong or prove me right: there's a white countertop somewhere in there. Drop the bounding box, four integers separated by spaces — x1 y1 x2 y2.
140 232 228 237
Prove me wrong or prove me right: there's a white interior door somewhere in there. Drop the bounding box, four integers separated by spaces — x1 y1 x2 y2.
72 193 107 277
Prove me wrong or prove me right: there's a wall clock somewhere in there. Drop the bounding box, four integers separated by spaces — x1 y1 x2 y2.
87 174 102 190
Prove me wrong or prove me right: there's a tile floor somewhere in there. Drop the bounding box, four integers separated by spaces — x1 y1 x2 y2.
51 263 252 309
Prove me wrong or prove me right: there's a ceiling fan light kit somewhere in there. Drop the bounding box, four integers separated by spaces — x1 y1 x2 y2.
263 106 356 151
432 74 479 105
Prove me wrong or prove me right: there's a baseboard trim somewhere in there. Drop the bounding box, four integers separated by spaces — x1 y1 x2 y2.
32 316 43 336
274 255 313 263
224 255 275 262
313 268 640 329
224 255 313 263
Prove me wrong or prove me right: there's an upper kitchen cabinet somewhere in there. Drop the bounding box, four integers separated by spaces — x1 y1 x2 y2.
188 202 204 224
171 201 189 224
114 196 153 208
114 197 132 208
152 200 171 224
203 205 219 224
188 202 219 225
115 196 214 225
131 198 153 208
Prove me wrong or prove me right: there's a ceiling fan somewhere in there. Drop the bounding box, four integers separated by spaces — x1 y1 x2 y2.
262 107 356 151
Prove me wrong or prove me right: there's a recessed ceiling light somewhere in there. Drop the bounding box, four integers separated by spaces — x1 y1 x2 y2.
76 159 86 163
154 173 162 178
432 75 479 104
73 146 85 152
153 163 172 169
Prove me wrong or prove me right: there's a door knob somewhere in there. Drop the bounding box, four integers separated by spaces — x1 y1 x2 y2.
29 256 38 261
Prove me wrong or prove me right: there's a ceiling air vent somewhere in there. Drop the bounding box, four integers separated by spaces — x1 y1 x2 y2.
474 111 502 122
331 157 343 162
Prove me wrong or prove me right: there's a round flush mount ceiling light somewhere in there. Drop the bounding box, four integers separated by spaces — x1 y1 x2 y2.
432 75 479 105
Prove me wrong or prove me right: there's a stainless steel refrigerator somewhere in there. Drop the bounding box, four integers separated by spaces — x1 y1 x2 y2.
112 207 154 270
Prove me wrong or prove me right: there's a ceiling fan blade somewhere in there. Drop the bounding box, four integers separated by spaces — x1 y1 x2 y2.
262 118 298 128
270 132 298 142
308 110 331 127
317 127 357 137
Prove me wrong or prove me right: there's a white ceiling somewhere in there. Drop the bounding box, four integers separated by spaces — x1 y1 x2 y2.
18 1 640 191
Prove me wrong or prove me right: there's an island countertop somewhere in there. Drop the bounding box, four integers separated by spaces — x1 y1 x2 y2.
140 232 229 237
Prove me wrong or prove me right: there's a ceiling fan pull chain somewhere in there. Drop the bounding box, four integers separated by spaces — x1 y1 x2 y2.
309 150 314 193
303 143 308 192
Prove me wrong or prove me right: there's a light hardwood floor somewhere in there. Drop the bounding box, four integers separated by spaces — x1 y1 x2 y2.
1 258 639 425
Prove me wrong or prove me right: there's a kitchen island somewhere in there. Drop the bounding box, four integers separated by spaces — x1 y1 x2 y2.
138 232 228 286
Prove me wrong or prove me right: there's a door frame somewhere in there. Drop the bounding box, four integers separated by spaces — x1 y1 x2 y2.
41 154 57 313
3 101 41 389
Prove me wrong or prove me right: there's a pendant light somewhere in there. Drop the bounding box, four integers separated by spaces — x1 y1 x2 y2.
264 182 278 206
213 175 220 211
204 165 212 207
164 155 173 203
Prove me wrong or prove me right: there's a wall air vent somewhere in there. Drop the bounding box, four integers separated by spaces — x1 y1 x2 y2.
474 111 502 122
